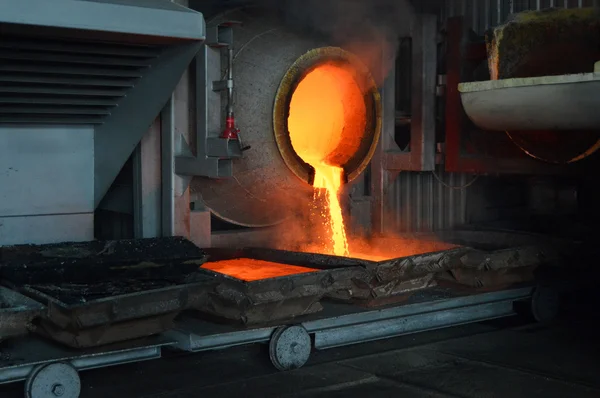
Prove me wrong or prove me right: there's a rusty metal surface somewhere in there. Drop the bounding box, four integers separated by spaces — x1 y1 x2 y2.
328 274 438 305
197 243 471 316
199 233 561 317
0 287 44 342
19 281 208 331
460 246 559 271
34 313 178 349
0 238 214 341
0 237 207 285
192 259 366 324
439 266 538 290
199 294 324 325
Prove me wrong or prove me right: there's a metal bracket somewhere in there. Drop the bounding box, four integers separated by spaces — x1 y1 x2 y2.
380 13 438 172
212 80 233 92
206 21 241 48
436 74 447 97
173 21 243 180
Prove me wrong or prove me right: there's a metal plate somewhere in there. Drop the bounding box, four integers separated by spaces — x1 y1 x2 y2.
268 326 311 371
25 363 80 398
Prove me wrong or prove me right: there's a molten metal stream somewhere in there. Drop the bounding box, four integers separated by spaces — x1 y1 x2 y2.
288 63 365 257
312 165 348 256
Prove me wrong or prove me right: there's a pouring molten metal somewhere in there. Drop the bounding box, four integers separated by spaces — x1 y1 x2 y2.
288 63 367 257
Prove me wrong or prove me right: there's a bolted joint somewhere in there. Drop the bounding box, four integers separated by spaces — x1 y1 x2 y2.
52 383 65 397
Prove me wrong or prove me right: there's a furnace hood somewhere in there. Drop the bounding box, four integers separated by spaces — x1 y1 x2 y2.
0 0 205 206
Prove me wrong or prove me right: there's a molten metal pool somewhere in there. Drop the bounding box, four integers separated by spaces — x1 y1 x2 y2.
202 258 318 282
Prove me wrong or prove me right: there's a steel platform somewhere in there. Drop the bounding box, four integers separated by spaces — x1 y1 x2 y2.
167 286 534 352
0 285 538 397
0 335 174 385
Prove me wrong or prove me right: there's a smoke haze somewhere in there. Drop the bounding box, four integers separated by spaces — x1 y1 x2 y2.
278 0 415 85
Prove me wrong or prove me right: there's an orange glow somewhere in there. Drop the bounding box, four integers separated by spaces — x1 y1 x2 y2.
202 258 318 281
288 63 366 257
312 165 348 256
347 237 459 262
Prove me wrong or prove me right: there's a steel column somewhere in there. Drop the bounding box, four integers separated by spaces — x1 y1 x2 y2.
133 118 163 239
161 97 176 237
382 14 438 172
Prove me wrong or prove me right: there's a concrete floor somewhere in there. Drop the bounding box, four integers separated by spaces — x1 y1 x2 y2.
1 315 598 398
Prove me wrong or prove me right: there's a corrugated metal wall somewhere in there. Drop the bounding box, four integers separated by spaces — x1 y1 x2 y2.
443 0 593 34
384 170 474 233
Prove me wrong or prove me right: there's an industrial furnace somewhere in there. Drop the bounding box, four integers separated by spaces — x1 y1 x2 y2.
0 0 598 397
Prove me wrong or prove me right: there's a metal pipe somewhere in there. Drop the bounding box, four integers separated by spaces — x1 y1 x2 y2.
496 0 502 25
226 47 234 117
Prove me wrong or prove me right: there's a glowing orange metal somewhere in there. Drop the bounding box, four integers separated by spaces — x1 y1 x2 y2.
202 258 318 282
288 63 367 257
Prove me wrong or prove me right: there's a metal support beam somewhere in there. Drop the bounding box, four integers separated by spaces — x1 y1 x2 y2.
0 337 172 385
311 288 528 349
174 22 243 180
167 287 533 353
94 41 203 207
383 14 438 172
372 13 438 233
162 62 194 239
161 97 176 237
133 118 162 238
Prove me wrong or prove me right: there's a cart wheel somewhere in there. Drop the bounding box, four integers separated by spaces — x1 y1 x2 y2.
269 325 311 371
531 286 560 323
25 362 81 398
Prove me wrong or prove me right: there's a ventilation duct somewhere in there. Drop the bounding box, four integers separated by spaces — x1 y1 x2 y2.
0 0 205 206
